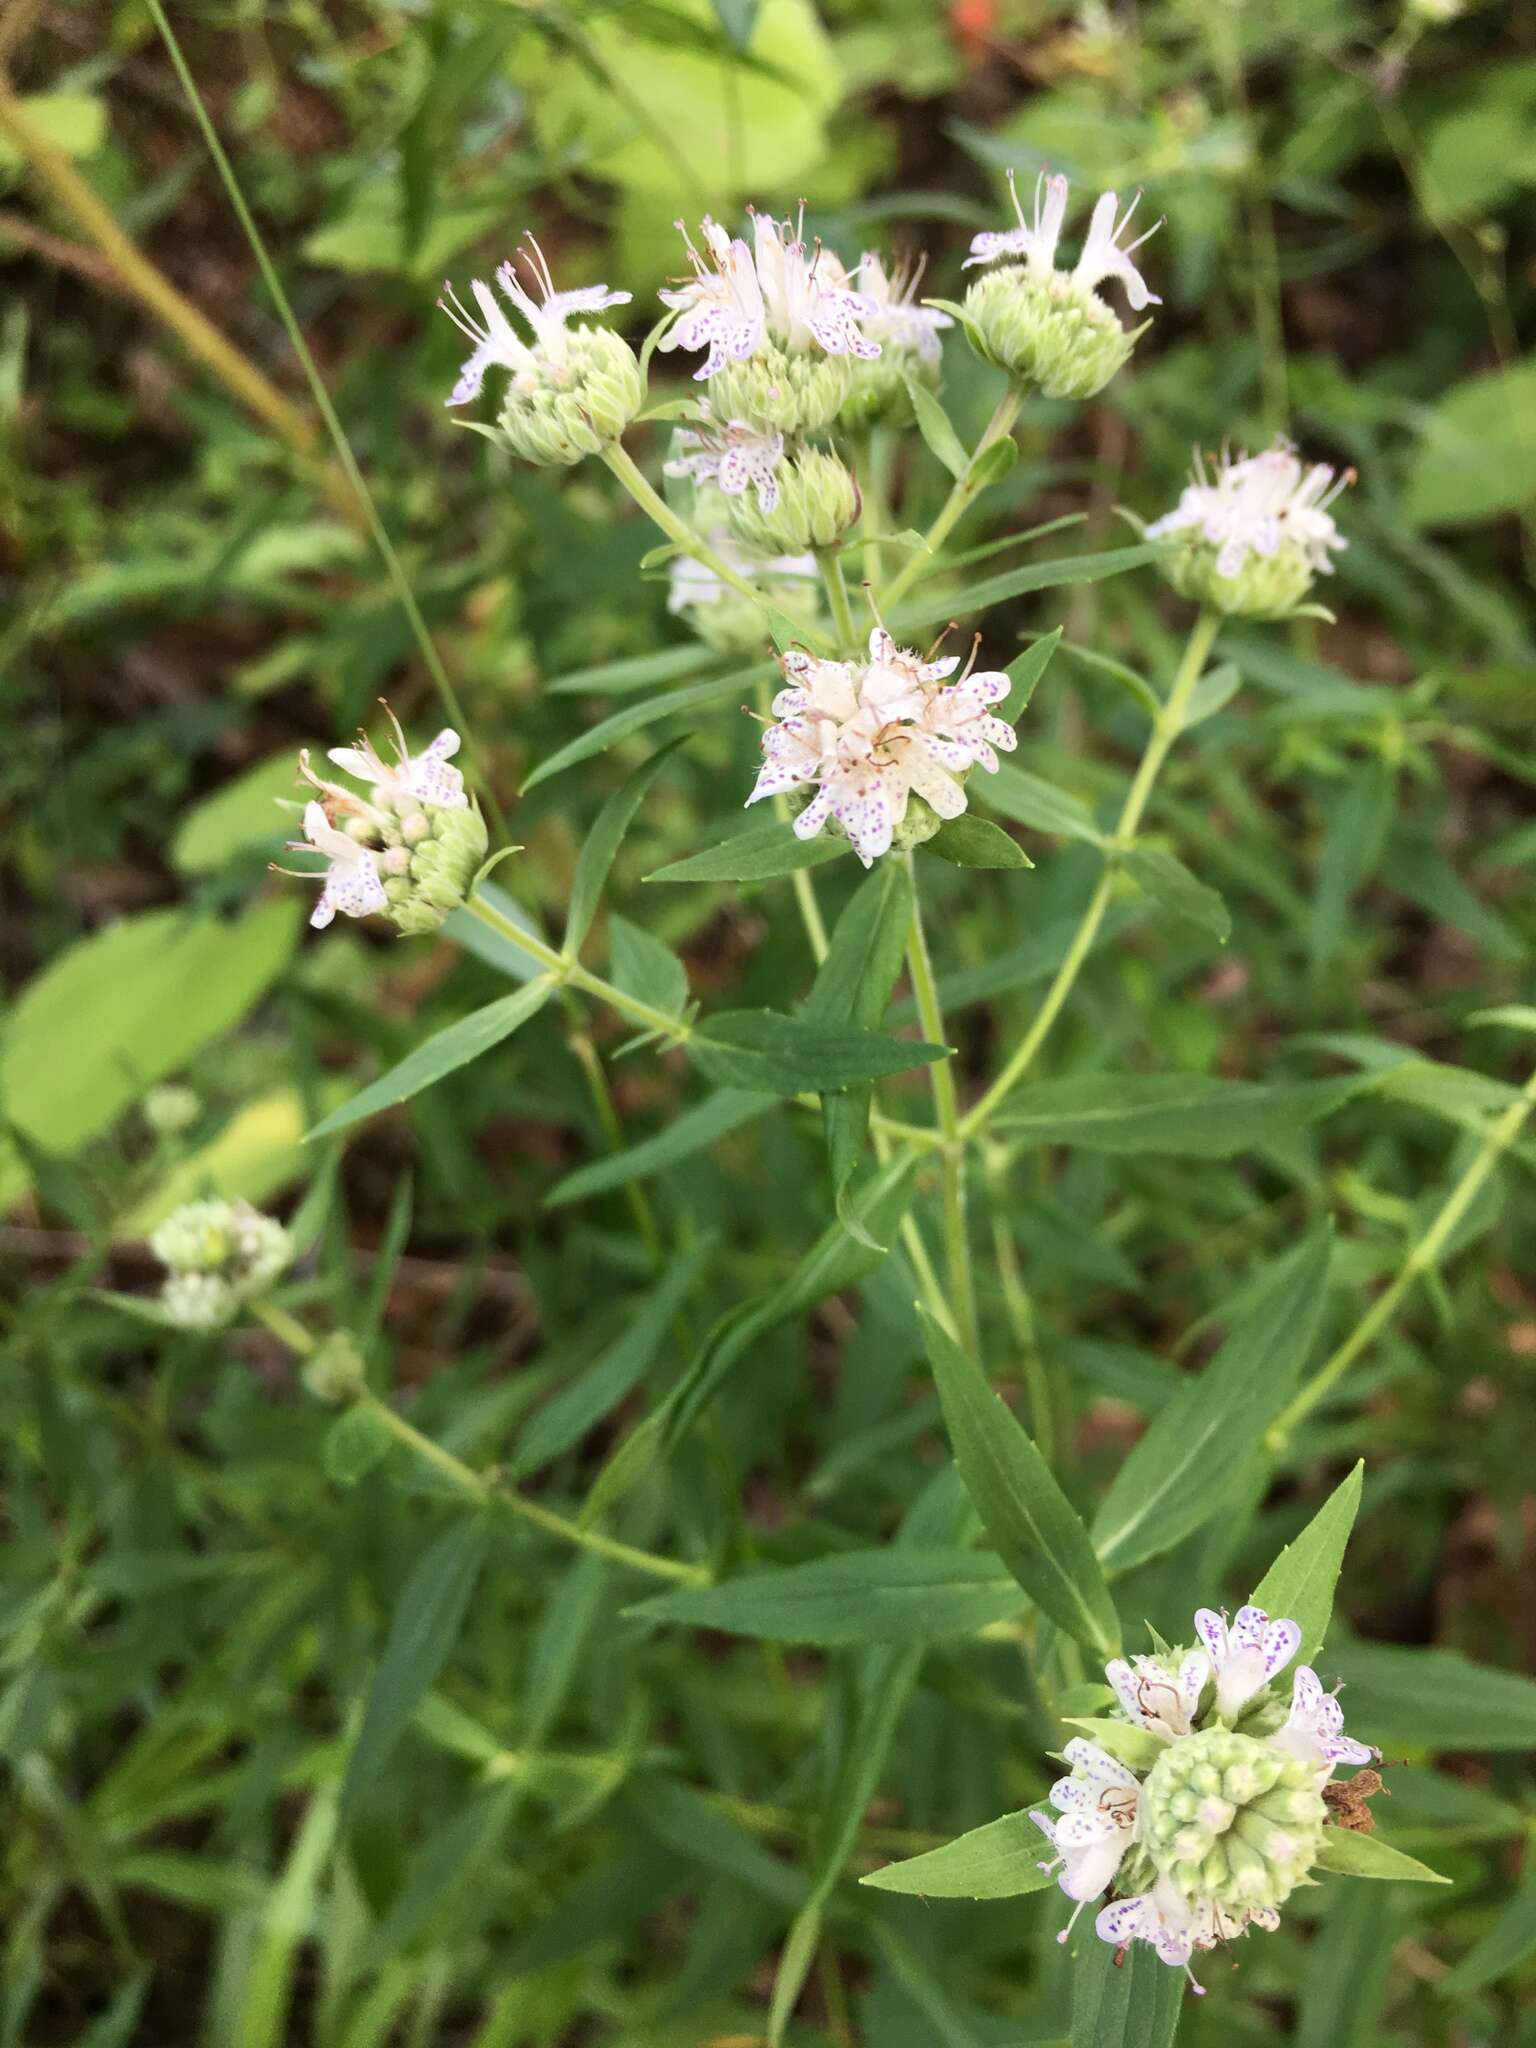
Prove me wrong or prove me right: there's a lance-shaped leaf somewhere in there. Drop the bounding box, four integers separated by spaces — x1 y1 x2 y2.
1314 1830 1450 1884
921 1306 1120 1659
861 1812 1056 1899
689 1009 947 1096
1070 1934 1184 2048
1249 1460 1364 1663
564 739 685 953
805 862 914 1211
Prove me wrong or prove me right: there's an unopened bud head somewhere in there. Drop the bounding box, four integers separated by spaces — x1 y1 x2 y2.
727 446 859 554
1139 1728 1325 1913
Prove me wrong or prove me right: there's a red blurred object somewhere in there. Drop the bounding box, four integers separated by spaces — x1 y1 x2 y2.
950 0 998 59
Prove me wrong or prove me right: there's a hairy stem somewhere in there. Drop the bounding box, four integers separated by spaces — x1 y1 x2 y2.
959 606 1221 1139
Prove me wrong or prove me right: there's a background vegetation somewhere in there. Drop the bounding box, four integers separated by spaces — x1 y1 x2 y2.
2 0 1534 2043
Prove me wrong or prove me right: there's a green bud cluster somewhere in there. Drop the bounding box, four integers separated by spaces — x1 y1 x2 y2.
961 267 1143 402
1161 541 1317 621
142 1082 201 1136
496 327 642 467
303 1330 368 1404
1139 1727 1325 1913
727 447 859 555
706 342 851 436
376 798 489 936
150 1199 293 1331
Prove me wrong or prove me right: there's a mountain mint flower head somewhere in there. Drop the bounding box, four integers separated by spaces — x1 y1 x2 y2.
659 210 879 433
962 170 1161 400
440 237 639 464
838 252 952 429
747 626 1017 866
1029 1603 1380 1990
667 532 820 654
151 1199 293 1331
1147 441 1352 618
664 415 784 513
726 445 859 554
277 709 487 938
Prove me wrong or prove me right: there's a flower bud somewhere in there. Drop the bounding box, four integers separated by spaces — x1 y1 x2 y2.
727 447 858 554
496 326 643 467
838 253 952 431
163 1271 239 1332
142 1082 201 1136
706 342 852 436
1147 443 1351 621
151 1198 294 1329
1138 1728 1325 1913
384 803 489 936
962 267 1143 402
303 1330 367 1404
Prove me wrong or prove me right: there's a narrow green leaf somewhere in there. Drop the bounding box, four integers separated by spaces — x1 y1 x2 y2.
1091 1229 1333 1573
626 1547 1026 1647
807 864 914 1207
1443 1866 1536 1989
921 1306 1120 1658
1070 1934 1184 2048
306 979 555 1141
546 643 719 696
1314 1830 1451 1884
1249 1461 1364 1662
608 913 688 1018
903 376 969 479
983 763 1103 843
690 1010 947 1095
1122 845 1231 942
1060 1717 1165 1773
522 664 771 792
563 740 684 953
1296 1879 1399 2048
1322 1638 1536 1751
543 1089 766 1207
1002 627 1062 720
890 542 1168 636
861 1812 1055 1898
922 815 1033 868
340 1516 489 1819
1184 660 1244 726
647 818 850 883
995 1071 1368 1157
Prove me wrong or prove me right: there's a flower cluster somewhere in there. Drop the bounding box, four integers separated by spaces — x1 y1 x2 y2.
278 709 486 938
748 627 1018 866
963 170 1161 400
1032 1604 1377 1987
1148 441 1352 618
151 1199 292 1331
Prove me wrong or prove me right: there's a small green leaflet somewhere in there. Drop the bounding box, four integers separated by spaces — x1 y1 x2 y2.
1122 845 1231 942
861 1811 1056 1898
922 815 1033 868
522 663 772 792
647 819 849 883
307 978 555 1141
902 375 969 478
563 739 684 953
806 863 914 1216
889 541 1168 636
689 1010 947 1095
543 1089 766 1207
1314 1830 1450 1884
1248 1460 1364 1663
921 1306 1120 1659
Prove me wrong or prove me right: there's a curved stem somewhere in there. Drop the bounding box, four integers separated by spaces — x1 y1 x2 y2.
466 893 690 1046
819 549 858 653
905 860 977 1353
1269 1060 1536 1450
959 607 1221 1140
880 385 1022 611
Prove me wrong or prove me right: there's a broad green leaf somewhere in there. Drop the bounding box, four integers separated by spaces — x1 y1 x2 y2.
1405 356 1536 529
922 815 1033 869
861 1812 1056 1899
922 1307 1120 1658
1122 845 1231 942
172 750 298 873
306 978 556 1140
646 818 850 883
1443 1866 1536 1990
890 541 1168 636
982 763 1103 843
711 0 763 53
1248 1461 1363 1662
522 664 771 792
1070 1928 1184 2048
689 1009 947 1095
1314 1830 1450 1884
1091 1229 1332 1573
608 913 688 1018
807 864 914 1208
627 1547 1026 1646
995 1071 1367 1157
1323 1638 1536 1752
903 376 969 479
564 740 684 952
544 1088 766 1206
341 1516 489 1820
1 900 300 1158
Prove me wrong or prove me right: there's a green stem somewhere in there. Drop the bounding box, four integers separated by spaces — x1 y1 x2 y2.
986 1144 1054 1461
819 548 858 653
1269 1061 1536 1449
465 893 689 1047
249 1298 318 1358
880 386 1022 611
861 427 895 589
567 1025 664 1260
142 0 504 837
905 859 977 1353
959 607 1221 1140
602 443 800 620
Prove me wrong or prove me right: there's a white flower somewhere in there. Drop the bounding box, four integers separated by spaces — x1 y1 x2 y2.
659 210 880 379
855 252 951 363
1105 1650 1210 1739
666 535 816 614
1097 1879 1278 1985
327 711 467 812
440 236 631 407
965 169 1161 313
664 417 785 512
1147 441 1351 580
1194 1605 1302 1719
746 627 1016 867
288 801 388 931
1031 1739 1140 1910
1269 1666 1378 1777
